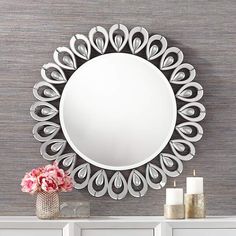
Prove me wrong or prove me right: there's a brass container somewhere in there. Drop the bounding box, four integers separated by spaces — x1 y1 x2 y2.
164 204 185 219
184 193 205 218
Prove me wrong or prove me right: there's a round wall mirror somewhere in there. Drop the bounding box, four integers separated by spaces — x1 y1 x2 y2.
60 53 177 170
30 24 205 199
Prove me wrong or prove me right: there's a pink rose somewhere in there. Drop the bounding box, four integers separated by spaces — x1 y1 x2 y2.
60 175 73 192
21 173 38 194
32 167 43 176
54 168 65 185
44 164 65 186
39 174 58 193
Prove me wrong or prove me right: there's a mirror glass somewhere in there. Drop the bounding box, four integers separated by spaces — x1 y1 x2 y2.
60 53 176 170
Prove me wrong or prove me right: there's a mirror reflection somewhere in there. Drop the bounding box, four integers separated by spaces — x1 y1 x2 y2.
60 53 176 170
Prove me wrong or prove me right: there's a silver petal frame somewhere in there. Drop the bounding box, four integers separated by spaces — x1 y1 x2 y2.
30 24 205 199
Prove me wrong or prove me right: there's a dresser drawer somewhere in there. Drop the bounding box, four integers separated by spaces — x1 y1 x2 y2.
173 229 236 236
81 228 153 236
0 229 62 236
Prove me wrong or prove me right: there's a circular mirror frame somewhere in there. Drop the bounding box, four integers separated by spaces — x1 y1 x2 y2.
30 24 205 200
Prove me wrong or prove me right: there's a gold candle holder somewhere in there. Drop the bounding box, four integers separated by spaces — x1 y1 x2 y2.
184 193 206 218
164 204 185 219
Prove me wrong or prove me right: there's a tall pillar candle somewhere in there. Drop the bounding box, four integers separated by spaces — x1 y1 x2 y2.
186 177 203 194
185 171 205 218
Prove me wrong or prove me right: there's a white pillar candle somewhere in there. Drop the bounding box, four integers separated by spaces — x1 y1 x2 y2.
166 188 183 205
186 177 203 194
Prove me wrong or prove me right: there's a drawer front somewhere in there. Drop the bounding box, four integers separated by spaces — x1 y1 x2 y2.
173 229 236 236
0 229 62 236
81 229 153 236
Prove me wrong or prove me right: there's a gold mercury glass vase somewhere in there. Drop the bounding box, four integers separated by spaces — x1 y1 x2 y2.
36 191 60 219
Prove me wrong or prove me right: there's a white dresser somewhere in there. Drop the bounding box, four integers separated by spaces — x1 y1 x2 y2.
0 216 236 236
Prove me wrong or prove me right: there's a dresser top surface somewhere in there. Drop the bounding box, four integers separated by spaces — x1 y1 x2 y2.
0 216 236 223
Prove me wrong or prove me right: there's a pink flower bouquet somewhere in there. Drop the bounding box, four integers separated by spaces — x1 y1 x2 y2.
21 162 73 194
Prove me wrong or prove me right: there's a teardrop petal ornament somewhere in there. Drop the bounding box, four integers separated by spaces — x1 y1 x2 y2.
108 172 128 200
53 47 77 70
95 170 105 186
30 101 58 121
160 153 183 177
32 121 60 142
41 63 67 84
70 34 91 60
132 38 141 52
109 24 129 52
170 63 196 84
146 35 167 60
132 172 141 186
160 47 184 71
114 173 123 188
178 102 206 122
40 139 66 161
88 170 108 197
128 26 149 54
77 165 88 179
146 163 167 190
95 37 104 53
115 35 123 49
70 163 91 189
33 81 60 102
56 153 76 174
89 26 109 54
176 122 203 142
128 170 148 197
176 82 204 102
170 139 195 161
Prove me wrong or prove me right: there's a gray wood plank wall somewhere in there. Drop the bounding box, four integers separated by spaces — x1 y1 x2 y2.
0 0 236 216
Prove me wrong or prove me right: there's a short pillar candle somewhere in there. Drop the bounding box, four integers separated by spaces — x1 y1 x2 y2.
166 188 183 205
164 181 184 219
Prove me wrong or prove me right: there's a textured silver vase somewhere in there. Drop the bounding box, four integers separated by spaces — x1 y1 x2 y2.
36 192 60 219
